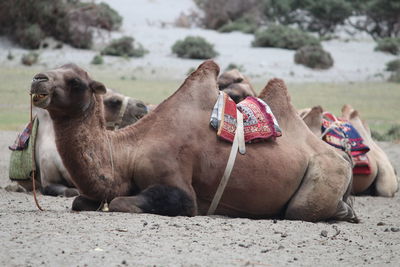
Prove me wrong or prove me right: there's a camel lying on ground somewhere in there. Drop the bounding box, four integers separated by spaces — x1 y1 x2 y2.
23 90 147 197
217 69 256 103
30 62 357 222
300 105 398 197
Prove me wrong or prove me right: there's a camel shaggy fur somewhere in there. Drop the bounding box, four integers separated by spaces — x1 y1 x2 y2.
31 90 147 197
300 105 398 197
30 62 357 222
217 69 256 103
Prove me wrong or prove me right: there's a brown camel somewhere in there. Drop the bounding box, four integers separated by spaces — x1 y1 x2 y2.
217 69 256 103
103 89 148 130
301 105 398 197
30 62 357 222
18 90 148 197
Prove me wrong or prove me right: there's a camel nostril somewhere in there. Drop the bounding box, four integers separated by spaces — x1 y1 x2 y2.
32 74 49 83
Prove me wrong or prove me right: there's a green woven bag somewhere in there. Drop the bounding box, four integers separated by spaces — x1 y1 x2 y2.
9 118 39 181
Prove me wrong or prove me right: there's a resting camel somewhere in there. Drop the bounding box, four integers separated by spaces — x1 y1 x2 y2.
300 105 398 197
24 90 147 197
30 62 357 222
217 69 256 103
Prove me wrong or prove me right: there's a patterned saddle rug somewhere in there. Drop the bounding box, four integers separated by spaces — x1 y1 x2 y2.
321 112 371 175
210 92 282 143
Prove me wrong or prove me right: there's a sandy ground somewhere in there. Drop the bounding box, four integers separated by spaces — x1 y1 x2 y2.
0 130 400 267
0 0 398 83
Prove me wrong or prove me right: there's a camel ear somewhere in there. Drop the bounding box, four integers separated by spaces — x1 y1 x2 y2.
90 80 107 95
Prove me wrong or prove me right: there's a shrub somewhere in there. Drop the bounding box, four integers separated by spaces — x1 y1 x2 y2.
92 3 123 31
218 16 258 34
7 51 14 60
14 24 45 49
389 71 400 83
252 25 320 50
172 36 218 59
375 38 400 55
91 54 104 65
349 0 400 39
102 36 148 57
294 45 334 69
371 130 386 141
302 0 352 36
386 59 400 72
0 0 122 49
194 0 261 30
21 52 39 66
386 125 400 141
225 63 245 72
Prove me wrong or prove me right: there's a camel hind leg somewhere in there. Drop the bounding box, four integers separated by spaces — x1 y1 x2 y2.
285 151 358 222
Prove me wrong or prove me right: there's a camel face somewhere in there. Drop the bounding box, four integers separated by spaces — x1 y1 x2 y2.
217 69 256 103
31 63 106 115
103 91 148 129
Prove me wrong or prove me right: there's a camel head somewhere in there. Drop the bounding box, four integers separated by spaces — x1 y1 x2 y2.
103 89 148 129
217 69 256 103
30 63 106 116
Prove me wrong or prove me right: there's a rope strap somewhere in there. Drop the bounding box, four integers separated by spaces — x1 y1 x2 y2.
207 110 245 215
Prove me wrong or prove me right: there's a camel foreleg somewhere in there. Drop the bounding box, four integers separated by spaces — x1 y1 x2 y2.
109 184 196 216
72 196 103 211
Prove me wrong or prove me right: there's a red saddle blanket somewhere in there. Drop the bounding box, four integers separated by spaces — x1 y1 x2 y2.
210 92 282 143
322 112 371 175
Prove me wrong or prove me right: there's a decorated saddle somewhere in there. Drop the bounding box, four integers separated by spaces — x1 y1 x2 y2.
210 92 282 143
321 112 371 175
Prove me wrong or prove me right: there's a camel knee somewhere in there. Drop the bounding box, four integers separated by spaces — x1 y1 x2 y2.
109 185 196 216
72 196 102 211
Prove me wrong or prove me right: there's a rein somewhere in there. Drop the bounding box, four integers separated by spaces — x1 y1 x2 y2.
29 94 44 211
105 96 129 130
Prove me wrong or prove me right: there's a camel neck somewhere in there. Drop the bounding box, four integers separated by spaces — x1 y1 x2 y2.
51 95 122 201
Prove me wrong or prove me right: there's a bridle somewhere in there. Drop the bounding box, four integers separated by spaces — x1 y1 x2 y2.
105 96 129 130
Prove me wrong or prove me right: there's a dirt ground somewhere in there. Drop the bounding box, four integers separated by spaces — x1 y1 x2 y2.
0 130 399 267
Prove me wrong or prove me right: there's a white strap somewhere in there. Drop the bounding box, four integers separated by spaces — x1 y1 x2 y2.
114 96 129 130
207 109 245 215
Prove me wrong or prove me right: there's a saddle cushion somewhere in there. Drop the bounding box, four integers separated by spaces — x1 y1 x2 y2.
321 112 371 175
210 92 282 143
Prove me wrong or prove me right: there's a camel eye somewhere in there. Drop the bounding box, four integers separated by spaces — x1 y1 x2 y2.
67 78 85 90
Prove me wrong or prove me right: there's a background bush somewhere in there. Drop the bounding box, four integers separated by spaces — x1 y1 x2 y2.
102 36 148 57
194 0 261 30
252 25 320 50
218 16 258 34
386 59 400 72
294 45 334 69
21 52 39 66
349 0 400 39
375 38 400 55
91 54 104 65
172 36 218 59
0 0 122 49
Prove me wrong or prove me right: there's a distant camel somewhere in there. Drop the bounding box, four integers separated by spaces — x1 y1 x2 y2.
301 105 398 197
217 69 256 103
21 89 147 197
30 62 357 222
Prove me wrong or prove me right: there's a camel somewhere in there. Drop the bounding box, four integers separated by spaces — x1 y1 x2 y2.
300 105 398 197
103 89 148 130
23 90 147 197
217 69 256 103
30 62 357 222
